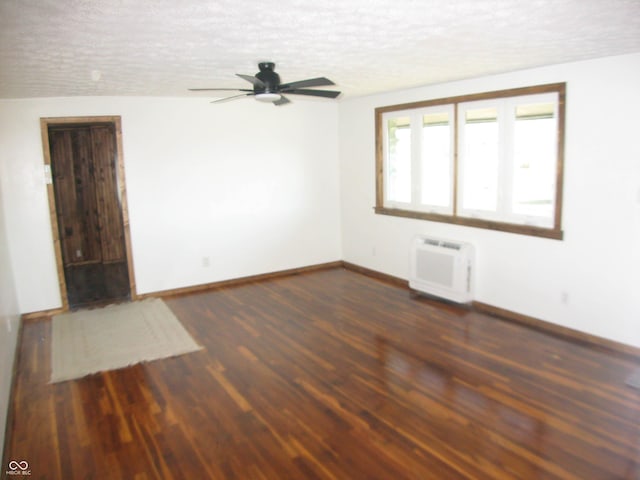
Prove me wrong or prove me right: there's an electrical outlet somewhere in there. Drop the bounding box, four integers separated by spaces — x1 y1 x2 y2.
202 256 210 267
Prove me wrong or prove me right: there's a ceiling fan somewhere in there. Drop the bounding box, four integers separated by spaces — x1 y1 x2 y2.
189 62 341 106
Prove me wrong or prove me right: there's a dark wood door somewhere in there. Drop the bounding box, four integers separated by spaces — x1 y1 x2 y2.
49 124 130 308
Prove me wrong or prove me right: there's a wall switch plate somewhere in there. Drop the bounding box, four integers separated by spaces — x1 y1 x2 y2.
43 164 52 184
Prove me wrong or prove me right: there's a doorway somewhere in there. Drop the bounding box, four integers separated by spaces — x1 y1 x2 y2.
41 116 136 310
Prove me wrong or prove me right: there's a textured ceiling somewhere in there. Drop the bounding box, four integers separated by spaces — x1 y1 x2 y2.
1 0 639 100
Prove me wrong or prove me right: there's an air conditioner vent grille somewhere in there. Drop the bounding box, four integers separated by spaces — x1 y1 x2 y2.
422 238 461 250
442 241 461 251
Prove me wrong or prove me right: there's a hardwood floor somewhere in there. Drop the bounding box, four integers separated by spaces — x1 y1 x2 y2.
4 268 640 479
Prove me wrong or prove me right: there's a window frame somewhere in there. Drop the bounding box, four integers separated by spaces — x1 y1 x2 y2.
374 83 566 240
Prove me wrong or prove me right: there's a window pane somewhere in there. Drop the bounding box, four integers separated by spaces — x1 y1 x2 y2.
421 113 451 207
461 108 499 212
386 117 411 203
512 103 556 218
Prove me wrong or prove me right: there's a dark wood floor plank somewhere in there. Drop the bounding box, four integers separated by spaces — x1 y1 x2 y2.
5 268 640 479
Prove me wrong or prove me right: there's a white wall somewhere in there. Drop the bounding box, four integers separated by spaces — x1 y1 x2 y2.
0 97 342 312
339 53 640 348
0 179 20 459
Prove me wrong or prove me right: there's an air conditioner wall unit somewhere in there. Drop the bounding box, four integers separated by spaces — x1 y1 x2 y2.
409 235 474 303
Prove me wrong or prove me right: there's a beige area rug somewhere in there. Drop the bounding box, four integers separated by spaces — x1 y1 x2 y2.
51 298 202 383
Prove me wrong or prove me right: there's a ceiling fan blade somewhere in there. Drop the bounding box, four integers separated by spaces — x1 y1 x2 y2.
280 77 335 90
210 93 255 104
283 89 341 99
236 74 265 88
273 95 291 106
189 87 253 92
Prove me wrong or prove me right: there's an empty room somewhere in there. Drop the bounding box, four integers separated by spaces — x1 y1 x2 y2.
1 0 640 478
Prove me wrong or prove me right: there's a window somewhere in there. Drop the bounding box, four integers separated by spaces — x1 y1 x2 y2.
382 106 454 214
375 84 565 239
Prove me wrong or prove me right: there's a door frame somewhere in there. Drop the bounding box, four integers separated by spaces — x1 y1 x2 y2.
40 116 137 311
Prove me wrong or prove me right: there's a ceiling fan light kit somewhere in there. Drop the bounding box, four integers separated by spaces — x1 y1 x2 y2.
189 62 341 106
255 92 282 102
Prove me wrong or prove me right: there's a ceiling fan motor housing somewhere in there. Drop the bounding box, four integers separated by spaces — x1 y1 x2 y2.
256 62 280 93
189 62 340 105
